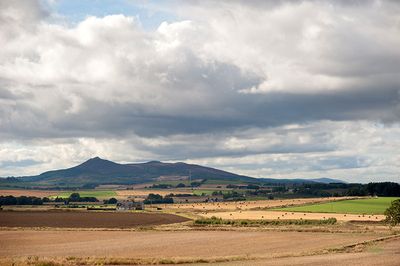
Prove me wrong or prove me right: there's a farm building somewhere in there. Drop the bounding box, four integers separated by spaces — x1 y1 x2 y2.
117 200 144 210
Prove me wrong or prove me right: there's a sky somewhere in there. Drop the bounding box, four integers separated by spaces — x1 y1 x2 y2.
1 0 400 183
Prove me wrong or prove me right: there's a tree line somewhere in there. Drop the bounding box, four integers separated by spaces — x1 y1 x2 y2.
0 195 48 205
143 193 173 204
0 193 101 206
280 182 400 197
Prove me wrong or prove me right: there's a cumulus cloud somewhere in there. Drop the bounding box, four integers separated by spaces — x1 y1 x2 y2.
0 0 400 182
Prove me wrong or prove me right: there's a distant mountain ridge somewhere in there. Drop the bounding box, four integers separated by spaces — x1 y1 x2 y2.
0 157 346 188
310 178 347 184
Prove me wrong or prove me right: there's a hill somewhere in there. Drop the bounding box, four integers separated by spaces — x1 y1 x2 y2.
0 157 346 189
0 157 255 188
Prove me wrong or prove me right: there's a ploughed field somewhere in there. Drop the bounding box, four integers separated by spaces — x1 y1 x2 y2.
0 211 188 228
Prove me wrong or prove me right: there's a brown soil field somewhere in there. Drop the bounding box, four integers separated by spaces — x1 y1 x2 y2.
0 211 188 228
161 197 358 212
0 189 57 197
0 230 384 259
200 210 385 221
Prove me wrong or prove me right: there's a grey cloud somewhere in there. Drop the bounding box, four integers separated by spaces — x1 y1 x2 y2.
0 159 41 168
0 0 47 41
0 80 398 140
0 88 15 100
218 155 369 172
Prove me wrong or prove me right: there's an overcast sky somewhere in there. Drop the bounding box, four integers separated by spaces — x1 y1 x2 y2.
1 0 400 183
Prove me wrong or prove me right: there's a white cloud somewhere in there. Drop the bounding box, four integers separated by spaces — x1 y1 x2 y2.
1 0 400 182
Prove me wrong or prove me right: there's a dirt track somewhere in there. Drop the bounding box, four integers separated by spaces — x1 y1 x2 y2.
0 211 188 228
0 230 383 258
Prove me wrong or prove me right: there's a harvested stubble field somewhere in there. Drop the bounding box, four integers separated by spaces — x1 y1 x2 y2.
199 210 385 221
162 197 357 212
0 211 188 228
0 230 388 264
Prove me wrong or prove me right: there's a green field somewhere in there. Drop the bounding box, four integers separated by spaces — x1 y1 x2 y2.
192 189 218 196
275 197 399 215
50 190 117 199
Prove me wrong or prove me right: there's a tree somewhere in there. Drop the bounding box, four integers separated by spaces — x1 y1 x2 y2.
0 195 43 205
69 193 81 202
0 196 17 205
104 197 118 204
212 191 223 196
31 197 43 205
367 182 400 197
385 199 400 226
54 197 65 202
143 193 173 204
246 184 260 190
190 182 202 187
42 197 50 203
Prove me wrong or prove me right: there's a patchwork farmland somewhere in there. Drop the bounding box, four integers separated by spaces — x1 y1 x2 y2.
1 188 399 265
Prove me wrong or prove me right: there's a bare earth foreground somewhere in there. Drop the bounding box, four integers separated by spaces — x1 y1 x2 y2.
0 211 189 228
0 230 394 261
187 237 400 266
